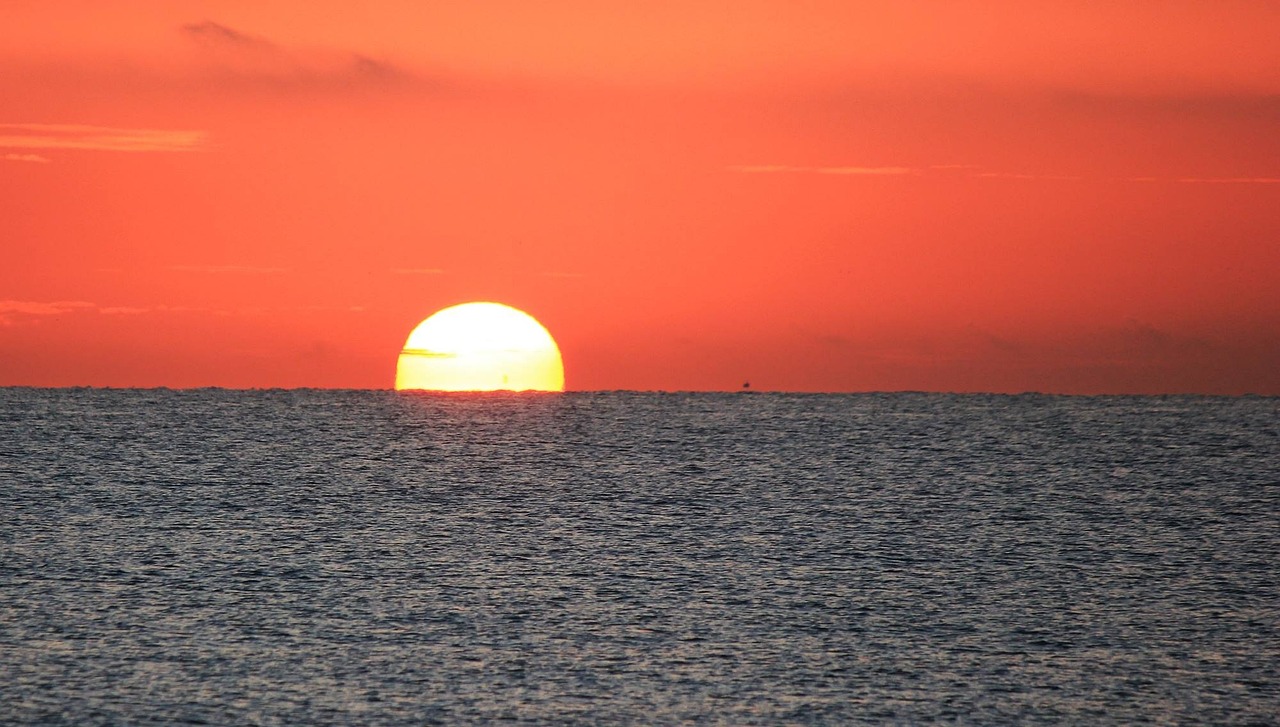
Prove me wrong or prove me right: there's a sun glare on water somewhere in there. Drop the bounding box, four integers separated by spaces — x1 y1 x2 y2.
395 302 565 392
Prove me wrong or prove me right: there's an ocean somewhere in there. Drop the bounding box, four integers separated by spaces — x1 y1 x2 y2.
1 389 1277 724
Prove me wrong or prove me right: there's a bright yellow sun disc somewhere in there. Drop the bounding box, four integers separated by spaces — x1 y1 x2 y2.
395 302 565 391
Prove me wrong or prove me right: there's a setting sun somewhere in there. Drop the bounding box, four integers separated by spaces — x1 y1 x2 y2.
395 302 564 392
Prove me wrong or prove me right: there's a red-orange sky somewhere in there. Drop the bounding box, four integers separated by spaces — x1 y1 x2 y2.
3 1 1278 393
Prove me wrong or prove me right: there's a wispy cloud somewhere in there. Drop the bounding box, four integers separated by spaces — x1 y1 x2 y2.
348 55 408 82
0 300 373 326
814 166 916 176
0 124 207 153
3 153 51 163
0 300 95 316
181 20 275 51
729 165 917 176
732 163 1280 185
0 300 95 325
1152 176 1280 185
974 171 1083 181
179 20 415 91
168 265 287 274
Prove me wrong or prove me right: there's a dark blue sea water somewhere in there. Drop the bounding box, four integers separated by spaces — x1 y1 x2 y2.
1 389 1277 724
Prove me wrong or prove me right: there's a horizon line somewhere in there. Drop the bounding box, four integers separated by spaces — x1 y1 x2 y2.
0 385 1274 398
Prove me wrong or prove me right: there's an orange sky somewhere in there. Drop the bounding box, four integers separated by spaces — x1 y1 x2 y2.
2 1 1278 393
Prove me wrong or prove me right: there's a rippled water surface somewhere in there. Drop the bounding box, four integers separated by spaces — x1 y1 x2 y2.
2 389 1278 724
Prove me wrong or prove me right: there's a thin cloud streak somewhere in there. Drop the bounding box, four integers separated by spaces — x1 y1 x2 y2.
3 153 51 163
815 166 917 176
0 300 95 325
0 124 207 153
0 300 95 315
974 171 1083 181
1121 175 1280 184
729 165 917 175
168 265 287 274
732 164 1280 184
1172 177 1280 184
0 300 371 326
